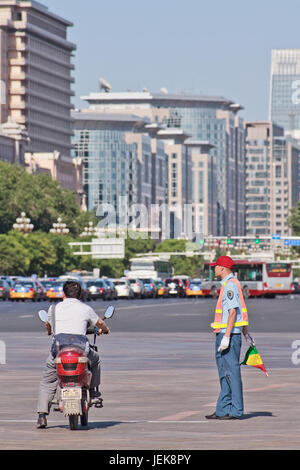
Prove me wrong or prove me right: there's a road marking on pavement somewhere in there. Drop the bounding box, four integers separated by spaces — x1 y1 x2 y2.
203 383 294 407
160 410 202 421
115 302 179 311
244 383 294 393
18 315 34 319
0 419 208 425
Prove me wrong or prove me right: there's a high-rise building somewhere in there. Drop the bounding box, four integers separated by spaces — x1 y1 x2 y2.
269 49 300 133
245 121 300 237
72 112 143 215
81 90 245 236
0 0 75 155
185 140 217 237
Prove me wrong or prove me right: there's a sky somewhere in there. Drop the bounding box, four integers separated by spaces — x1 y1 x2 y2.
42 0 300 122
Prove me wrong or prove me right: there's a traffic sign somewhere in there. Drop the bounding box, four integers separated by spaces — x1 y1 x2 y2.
284 239 300 246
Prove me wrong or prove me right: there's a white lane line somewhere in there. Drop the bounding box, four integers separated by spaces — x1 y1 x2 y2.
18 315 34 319
113 302 179 311
0 419 208 424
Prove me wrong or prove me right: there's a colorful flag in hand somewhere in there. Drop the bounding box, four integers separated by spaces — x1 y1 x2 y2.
241 345 268 376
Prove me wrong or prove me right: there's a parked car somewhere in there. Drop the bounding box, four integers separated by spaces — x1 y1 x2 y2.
128 279 145 298
113 279 134 299
10 279 44 302
186 279 203 297
155 279 169 298
0 280 10 300
165 278 185 297
86 279 107 301
141 278 158 298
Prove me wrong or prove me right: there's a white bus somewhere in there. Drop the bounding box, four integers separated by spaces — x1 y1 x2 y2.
127 257 173 280
201 260 293 298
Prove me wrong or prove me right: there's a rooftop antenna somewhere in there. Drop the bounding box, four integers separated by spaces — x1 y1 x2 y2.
99 77 112 93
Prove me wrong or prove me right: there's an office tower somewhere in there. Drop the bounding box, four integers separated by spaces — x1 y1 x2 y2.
155 127 192 239
0 0 75 155
269 49 300 133
245 121 300 237
72 112 142 214
185 140 217 236
81 90 245 236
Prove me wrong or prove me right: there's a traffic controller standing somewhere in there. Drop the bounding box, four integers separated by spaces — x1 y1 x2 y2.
205 255 254 420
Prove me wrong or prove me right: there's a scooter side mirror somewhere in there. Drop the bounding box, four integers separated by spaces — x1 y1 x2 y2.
38 310 48 323
103 305 115 320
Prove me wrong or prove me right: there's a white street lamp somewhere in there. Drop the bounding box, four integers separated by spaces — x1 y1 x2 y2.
13 212 34 233
49 217 70 235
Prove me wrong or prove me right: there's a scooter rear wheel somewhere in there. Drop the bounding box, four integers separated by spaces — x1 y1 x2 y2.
69 414 79 430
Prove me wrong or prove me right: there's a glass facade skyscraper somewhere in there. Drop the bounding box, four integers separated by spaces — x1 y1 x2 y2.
81 91 245 236
72 113 139 212
269 49 300 132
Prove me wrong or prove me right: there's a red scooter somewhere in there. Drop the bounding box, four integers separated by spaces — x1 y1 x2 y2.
38 305 114 430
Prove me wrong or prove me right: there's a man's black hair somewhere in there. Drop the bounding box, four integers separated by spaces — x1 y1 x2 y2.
63 280 82 299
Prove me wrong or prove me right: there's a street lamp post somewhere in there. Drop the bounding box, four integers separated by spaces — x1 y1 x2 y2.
49 217 69 235
80 221 98 237
13 212 34 234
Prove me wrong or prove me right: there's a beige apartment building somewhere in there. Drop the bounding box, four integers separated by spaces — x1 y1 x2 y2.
24 150 83 205
0 0 75 156
245 121 300 237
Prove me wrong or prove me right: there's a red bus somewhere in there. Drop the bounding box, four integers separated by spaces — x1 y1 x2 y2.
201 260 293 298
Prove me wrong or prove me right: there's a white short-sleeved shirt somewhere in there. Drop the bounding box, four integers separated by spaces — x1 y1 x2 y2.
47 298 99 335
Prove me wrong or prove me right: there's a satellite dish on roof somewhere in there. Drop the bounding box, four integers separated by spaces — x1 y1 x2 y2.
99 77 112 93
160 87 168 94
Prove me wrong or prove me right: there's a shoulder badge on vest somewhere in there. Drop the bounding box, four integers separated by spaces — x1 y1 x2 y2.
227 290 234 300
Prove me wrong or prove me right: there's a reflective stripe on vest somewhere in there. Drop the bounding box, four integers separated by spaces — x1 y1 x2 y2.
210 277 249 331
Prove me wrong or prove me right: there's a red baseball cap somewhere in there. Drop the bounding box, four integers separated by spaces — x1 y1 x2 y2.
211 255 234 269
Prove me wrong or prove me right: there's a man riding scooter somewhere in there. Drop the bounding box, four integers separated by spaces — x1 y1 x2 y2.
36 280 109 429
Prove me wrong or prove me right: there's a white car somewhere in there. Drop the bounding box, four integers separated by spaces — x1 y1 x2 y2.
113 279 134 299
128 279 145 298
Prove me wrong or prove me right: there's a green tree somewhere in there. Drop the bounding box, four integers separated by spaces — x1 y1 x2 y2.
0 161 96 236
0 233 31 275
288 202 300 235
169 255 203 278
155 239 186 253
17 231 57 277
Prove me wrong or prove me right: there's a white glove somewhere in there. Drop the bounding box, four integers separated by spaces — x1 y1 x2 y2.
218 336 230 352
245 333 255 348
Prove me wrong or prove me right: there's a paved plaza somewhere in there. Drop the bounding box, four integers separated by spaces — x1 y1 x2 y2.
0 330 299 450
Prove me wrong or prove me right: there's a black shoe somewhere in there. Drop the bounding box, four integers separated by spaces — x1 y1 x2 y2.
205 412 230 420
89 390 103 407
89 389 101 398
37 413 47 429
